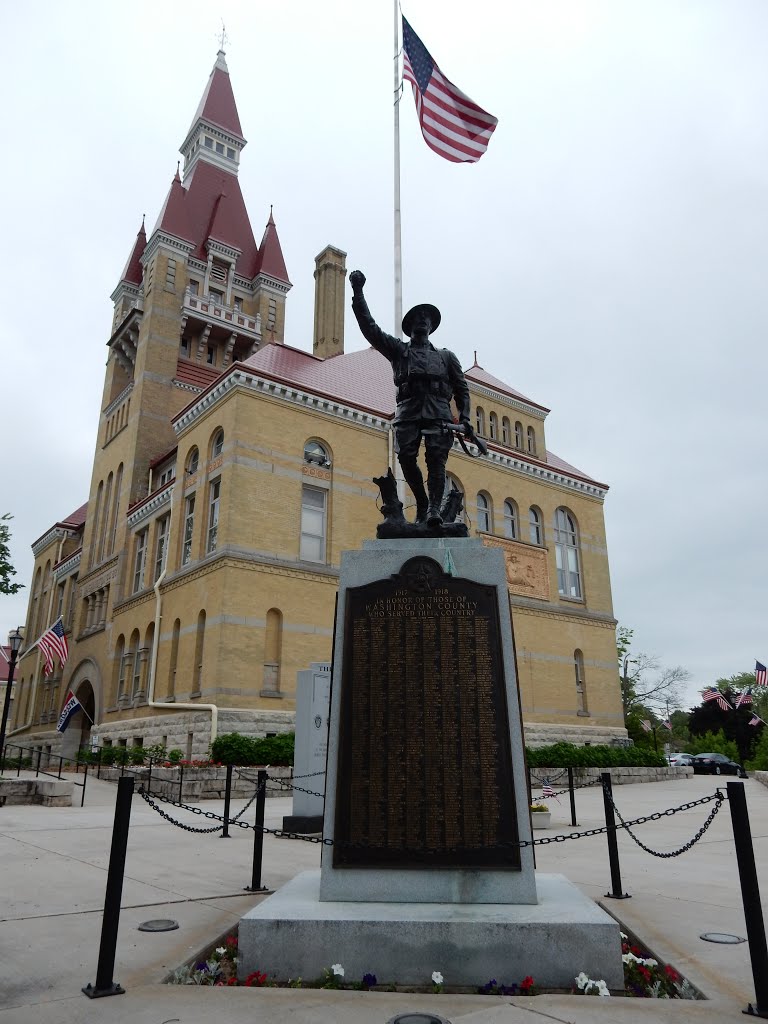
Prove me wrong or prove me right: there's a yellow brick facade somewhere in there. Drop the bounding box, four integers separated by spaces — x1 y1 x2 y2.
9 55 625 761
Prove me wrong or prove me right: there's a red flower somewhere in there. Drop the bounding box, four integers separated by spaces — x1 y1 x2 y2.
245 970 267 987
520 976 535 992
637 965 651 982
664 965 680 982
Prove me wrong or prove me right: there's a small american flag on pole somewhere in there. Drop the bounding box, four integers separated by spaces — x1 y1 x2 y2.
541 784 561 804
755 661 767 687
402 16 498 163
702 687 731 711
735 688 753 709
640 719 652 733
35 617 69 676
749 715 761 727
662 719 673 731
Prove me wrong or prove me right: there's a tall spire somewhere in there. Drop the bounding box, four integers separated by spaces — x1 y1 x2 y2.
179 49 246 180
255 209 290 284
118 218 147 286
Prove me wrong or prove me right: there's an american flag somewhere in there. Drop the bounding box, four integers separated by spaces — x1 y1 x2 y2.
702 687 731 711
402 16 498 163
749 715 761 727
640 719 652 733
735 688 753 709
36 618 68 676
662 719 673 731
542 784 561 803
756 661 767 687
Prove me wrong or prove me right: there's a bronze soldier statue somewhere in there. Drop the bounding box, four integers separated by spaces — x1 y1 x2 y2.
350 269 471 527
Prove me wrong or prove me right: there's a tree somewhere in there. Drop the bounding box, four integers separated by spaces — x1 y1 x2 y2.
0 514 23 595
688 678 764 763
620 649 690 717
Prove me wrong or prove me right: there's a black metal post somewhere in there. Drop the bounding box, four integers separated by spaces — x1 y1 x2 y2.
16 746 22 777
246 770 269 892
568 766 577 827
35 748 42 777
221 763 233 838
82 775 134 999
0 641 20 773
146 756 153 797
57 753 63 780
601 772 630 899
81 762 89 807
96 747 102 780
726 781 768 1018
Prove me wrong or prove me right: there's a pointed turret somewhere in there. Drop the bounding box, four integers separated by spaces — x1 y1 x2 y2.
179 49 246 179
119 218 147 286
255 208 290 284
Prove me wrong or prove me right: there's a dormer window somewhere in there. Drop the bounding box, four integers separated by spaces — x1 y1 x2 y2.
227 147 235 160
204 137 213 149
215 141 224 154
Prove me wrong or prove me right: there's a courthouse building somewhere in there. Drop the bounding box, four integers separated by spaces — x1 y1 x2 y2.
10 51 626 759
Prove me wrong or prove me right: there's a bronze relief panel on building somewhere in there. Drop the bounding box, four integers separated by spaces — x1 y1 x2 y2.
482 536 550 601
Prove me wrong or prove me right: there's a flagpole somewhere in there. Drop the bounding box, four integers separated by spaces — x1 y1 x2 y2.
17 615 65 663
393 0 403 338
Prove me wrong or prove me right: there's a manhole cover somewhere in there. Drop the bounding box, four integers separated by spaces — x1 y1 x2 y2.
137 919 179 932
387 1016 452 1024
700 932 746 944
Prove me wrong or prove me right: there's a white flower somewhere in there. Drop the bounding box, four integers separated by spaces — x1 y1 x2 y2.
575 972 590 990
215 947 226 955
332 963 345 977
620 932 628 940
644 958 658 968
432 971 444 985
622 952 642 964
596 980 611 997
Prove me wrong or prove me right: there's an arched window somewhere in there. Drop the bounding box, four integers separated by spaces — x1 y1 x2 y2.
186 447 199 477
303 440 330 467
555 508 582 598
90 481 104 564
108 463 123 556
476 492 492 533
574 649 587 712
475 407 485 437
263 608 283 694
168 618 180 700
503 499 519 540
300 486 327 562
207 478 221 553
211 428 224 459
443 473 465 524
529 506 543 545
193 610 206 695
98 473 113 562
488 412 498 441
112 634 125 707
527 425 537 455
514 421 524 449
501 417 511 445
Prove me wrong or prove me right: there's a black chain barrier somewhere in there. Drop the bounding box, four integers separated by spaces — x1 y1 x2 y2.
229 779 265 823
272 777 325 799
603 783 726 858
530 769 568 785
137 783 726 854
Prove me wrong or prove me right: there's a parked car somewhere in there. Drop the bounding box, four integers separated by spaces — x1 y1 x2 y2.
690 752 747 778
668 753 695 767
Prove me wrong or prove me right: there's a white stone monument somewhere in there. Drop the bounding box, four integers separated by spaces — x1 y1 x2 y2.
282 662 330 833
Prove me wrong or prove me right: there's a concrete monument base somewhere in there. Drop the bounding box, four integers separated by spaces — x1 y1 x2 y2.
239 869 624 989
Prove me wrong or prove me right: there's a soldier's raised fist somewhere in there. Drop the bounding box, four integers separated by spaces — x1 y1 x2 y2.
350 270 366 291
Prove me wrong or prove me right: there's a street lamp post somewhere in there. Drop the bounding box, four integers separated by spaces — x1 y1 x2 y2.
0 628 24 772
622 656 637 712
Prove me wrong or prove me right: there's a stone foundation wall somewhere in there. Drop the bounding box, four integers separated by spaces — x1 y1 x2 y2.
754 771 768 790
529 765 693 786
524 722 630 748
0 778 73 806
98 764 293 800
11 708 298 764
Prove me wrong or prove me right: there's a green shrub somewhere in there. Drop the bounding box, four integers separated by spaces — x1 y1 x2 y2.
98 746 117 766
113 747 131 767
167 748 183 764
129 745 147 765
144 743 167 762
687 730 739 761
210 731 295 766
526 742 666 769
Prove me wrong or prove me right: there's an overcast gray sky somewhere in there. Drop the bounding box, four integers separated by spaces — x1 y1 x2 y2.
2 1 767 709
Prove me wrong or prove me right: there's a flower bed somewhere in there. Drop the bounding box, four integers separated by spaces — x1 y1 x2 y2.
168 928 700 998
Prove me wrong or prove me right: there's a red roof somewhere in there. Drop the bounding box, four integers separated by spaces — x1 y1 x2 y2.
187 51 244 140
175 358 222 391
149 445 178 469
243 343 397 416
465 362 549 413
61 503 88 529
119 219 146 285
154 161 287 282
254 209 290 282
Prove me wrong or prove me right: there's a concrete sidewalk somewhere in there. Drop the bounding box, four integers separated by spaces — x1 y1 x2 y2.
0 771 766 1023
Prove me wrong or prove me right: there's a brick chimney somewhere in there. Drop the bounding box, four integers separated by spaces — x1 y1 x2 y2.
312 245 347 359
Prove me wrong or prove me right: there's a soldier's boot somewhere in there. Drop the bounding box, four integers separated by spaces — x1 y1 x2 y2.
398 456 429 523
426 466 446 528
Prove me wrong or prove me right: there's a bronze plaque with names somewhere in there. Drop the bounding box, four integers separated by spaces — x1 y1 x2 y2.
334 556 520 869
